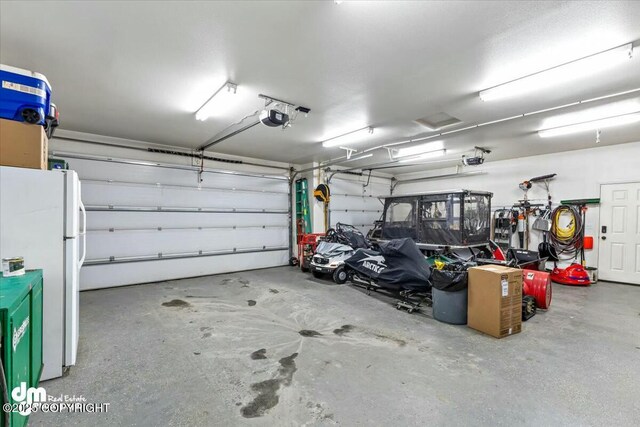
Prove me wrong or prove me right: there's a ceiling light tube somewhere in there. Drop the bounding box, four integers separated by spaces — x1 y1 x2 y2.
195 81 238 121
538 111 640 138
398 149 446 163
479 43 634 102
344 153 373 163
394 141 444 158
322 126 374 148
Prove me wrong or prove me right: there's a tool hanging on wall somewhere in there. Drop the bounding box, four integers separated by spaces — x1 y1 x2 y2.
516 173 557 250
314 183 331 232
492 208 518 250
517 212 526 248
548 203 590 285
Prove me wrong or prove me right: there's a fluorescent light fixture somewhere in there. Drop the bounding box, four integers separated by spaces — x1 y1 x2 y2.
394 140 444 158
398 149 446 163
322 126 374 148
344 153 373 163
541 98 640 129
538 112 640 138
479 43 633 101
195 81 238 121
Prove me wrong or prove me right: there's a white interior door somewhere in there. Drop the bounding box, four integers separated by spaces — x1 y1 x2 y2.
598 182 640 284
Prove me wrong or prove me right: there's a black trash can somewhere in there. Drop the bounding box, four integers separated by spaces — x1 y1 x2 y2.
431 269 468 325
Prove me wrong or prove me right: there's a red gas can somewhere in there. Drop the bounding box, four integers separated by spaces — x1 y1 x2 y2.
523 269 552 309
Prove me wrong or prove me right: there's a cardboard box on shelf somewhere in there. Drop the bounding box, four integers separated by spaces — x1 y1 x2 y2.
467 265 522 339
0 118 48 170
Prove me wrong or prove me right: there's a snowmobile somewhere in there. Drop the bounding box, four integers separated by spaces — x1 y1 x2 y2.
325 222 370 249
342 238 432 313
310 241 354 283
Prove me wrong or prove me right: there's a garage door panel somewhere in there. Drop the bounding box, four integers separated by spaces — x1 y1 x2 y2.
86 211 287 230
57 153 290 289
330 195 383 211
81 182 287 210
80 250 289 290
330 178 388 197
330 211 383 234
85 227 287 259
69 158 288 193
328 177 389 234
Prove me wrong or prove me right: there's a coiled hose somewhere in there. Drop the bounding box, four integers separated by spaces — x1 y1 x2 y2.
549 204 583 258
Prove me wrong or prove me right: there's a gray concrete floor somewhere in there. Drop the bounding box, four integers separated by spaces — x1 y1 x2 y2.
31 267 640 426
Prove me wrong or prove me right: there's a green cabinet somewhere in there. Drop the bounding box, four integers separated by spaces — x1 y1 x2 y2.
0 270 43 427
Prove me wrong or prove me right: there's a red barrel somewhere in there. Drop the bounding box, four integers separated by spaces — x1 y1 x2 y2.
523 269 552 309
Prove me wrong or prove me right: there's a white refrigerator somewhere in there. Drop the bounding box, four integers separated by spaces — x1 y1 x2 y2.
0 166 86 380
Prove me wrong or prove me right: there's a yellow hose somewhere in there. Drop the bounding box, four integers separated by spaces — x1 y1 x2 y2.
553 208 576 239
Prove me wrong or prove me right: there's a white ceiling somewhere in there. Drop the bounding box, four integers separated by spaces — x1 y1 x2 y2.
2 1 640 173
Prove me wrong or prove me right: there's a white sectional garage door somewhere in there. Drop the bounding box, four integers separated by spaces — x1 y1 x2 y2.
61 156 290 289
328 175 390 235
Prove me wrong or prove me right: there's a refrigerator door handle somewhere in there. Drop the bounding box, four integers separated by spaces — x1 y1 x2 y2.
79 200 87 267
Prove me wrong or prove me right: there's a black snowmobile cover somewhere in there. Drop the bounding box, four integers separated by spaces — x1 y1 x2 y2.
328 223 370 249
344 238 431 291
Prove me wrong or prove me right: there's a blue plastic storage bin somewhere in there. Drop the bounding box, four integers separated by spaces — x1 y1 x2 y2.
0 64 51 125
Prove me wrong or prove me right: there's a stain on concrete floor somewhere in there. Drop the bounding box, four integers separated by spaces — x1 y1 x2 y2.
299 329 322 337
373 332 407 347
332 324 355 336
241 352 298 418
251 349 267 360
247 300 257 306
161 299 191 308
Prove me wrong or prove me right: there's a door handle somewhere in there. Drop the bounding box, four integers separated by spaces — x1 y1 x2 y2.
601 236 606 240
79 200 87 267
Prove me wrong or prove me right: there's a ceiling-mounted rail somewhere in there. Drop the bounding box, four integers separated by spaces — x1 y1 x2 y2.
51 151 289 181
52 134 290 171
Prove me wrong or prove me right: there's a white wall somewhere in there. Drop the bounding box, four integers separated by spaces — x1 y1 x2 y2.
51 130 292 289
394 141 640 268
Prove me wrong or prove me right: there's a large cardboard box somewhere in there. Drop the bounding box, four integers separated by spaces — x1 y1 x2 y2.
0 119 48 170
468 265 522 338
